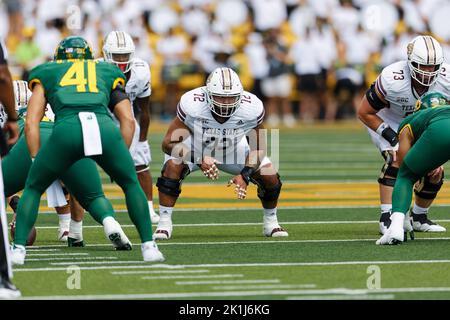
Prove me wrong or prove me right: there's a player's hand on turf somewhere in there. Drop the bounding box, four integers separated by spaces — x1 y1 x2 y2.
201 156 220 180
228 175 248 200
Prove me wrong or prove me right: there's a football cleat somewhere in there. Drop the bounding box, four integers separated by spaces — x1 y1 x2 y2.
68 237 85 247
411 212 446 232
153 220 173 240
0 278 21 299
103 218 132 250
376 212 405 245
379 211 392 235
58 228 69 242
10 244 26 265
263 224 289 237
141 241 165 262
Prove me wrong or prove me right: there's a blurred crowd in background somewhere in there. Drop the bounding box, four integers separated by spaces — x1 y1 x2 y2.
1 0 450 126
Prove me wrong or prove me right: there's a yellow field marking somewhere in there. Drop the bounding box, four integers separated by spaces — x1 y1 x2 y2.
26 182 450 211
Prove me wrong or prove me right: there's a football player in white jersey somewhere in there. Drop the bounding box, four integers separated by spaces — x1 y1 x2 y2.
358 35 450 235
153 67 288 240
103 31 160 224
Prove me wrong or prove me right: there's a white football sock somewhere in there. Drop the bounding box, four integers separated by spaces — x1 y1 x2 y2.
69 219 83 240
412 203 429 215
58 213 70 229
148 201 156 214
380 204 392 214
264 208 278 224
159 205 173 222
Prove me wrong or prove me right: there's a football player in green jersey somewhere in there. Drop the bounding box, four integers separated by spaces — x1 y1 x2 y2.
10 36 164 264
2 80 109 247
377 92 450 245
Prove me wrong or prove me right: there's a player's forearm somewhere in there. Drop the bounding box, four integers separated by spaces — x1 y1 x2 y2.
136 97 150 141
25 121 41 158
358 111 384 132
0 66 18 120
120 118 135 148
138 109 150 141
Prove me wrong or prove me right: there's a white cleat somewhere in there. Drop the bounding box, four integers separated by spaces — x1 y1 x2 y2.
376 212 405 245
0 279 21 299
153 220 173 240
10 244 26 266
150 210 160 224
141 241 165 262
58 228 69 242
263 224 289 237
103 217 132 251
411 213 446 232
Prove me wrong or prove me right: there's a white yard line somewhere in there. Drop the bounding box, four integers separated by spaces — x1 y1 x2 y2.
27 253 89 257
141 274 243 280
15 259 450 273
27 236 450 250
26 257 117 262
111 270 210 275
22 287 450 300
287 294 395 300
176 279 281 285
212 284 317 290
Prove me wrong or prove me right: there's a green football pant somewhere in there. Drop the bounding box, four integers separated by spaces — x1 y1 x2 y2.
392 119 450 214
2 124 113 225
14 115 152 246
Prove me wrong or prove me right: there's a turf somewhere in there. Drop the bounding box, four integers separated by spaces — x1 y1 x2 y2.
7 122 450 300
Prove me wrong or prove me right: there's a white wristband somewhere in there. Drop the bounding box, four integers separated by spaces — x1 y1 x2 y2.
376 122 389 136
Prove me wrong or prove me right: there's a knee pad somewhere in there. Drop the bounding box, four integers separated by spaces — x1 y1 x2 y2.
156 176 183 197
156 163 190 197
414 171 444 200
378 163 399 187
257 174 282 202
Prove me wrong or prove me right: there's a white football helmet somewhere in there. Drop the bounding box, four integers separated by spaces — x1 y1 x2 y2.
13 80 32 114
103 31 135 73
407 35 444 86
14 80 55 121
205 67 243 118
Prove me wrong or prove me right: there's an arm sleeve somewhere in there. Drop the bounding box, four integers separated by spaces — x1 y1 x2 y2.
366 81 389 111
108 84 129 112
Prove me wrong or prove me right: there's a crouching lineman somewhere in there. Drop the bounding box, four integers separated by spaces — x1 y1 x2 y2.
377 92 450 245
358 35 450 234
102 31 159 224
10 36 164 264
154 67 288 240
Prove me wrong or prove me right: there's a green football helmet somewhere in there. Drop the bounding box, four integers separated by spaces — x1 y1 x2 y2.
415 91 449 112
54 36 93 60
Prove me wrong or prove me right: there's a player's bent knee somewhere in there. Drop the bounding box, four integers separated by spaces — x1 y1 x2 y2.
414 172 444 200
257 174 282 202
156 176 183 197
378 163 399 187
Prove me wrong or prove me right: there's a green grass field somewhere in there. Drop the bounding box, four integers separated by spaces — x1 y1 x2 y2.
8 121 450 300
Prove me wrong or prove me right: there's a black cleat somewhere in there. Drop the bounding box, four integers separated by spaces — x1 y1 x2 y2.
68 237 85 247
379 211 392 235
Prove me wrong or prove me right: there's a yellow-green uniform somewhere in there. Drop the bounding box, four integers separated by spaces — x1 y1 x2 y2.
1 117 107 224
393 106 450 214
14 59 153 246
